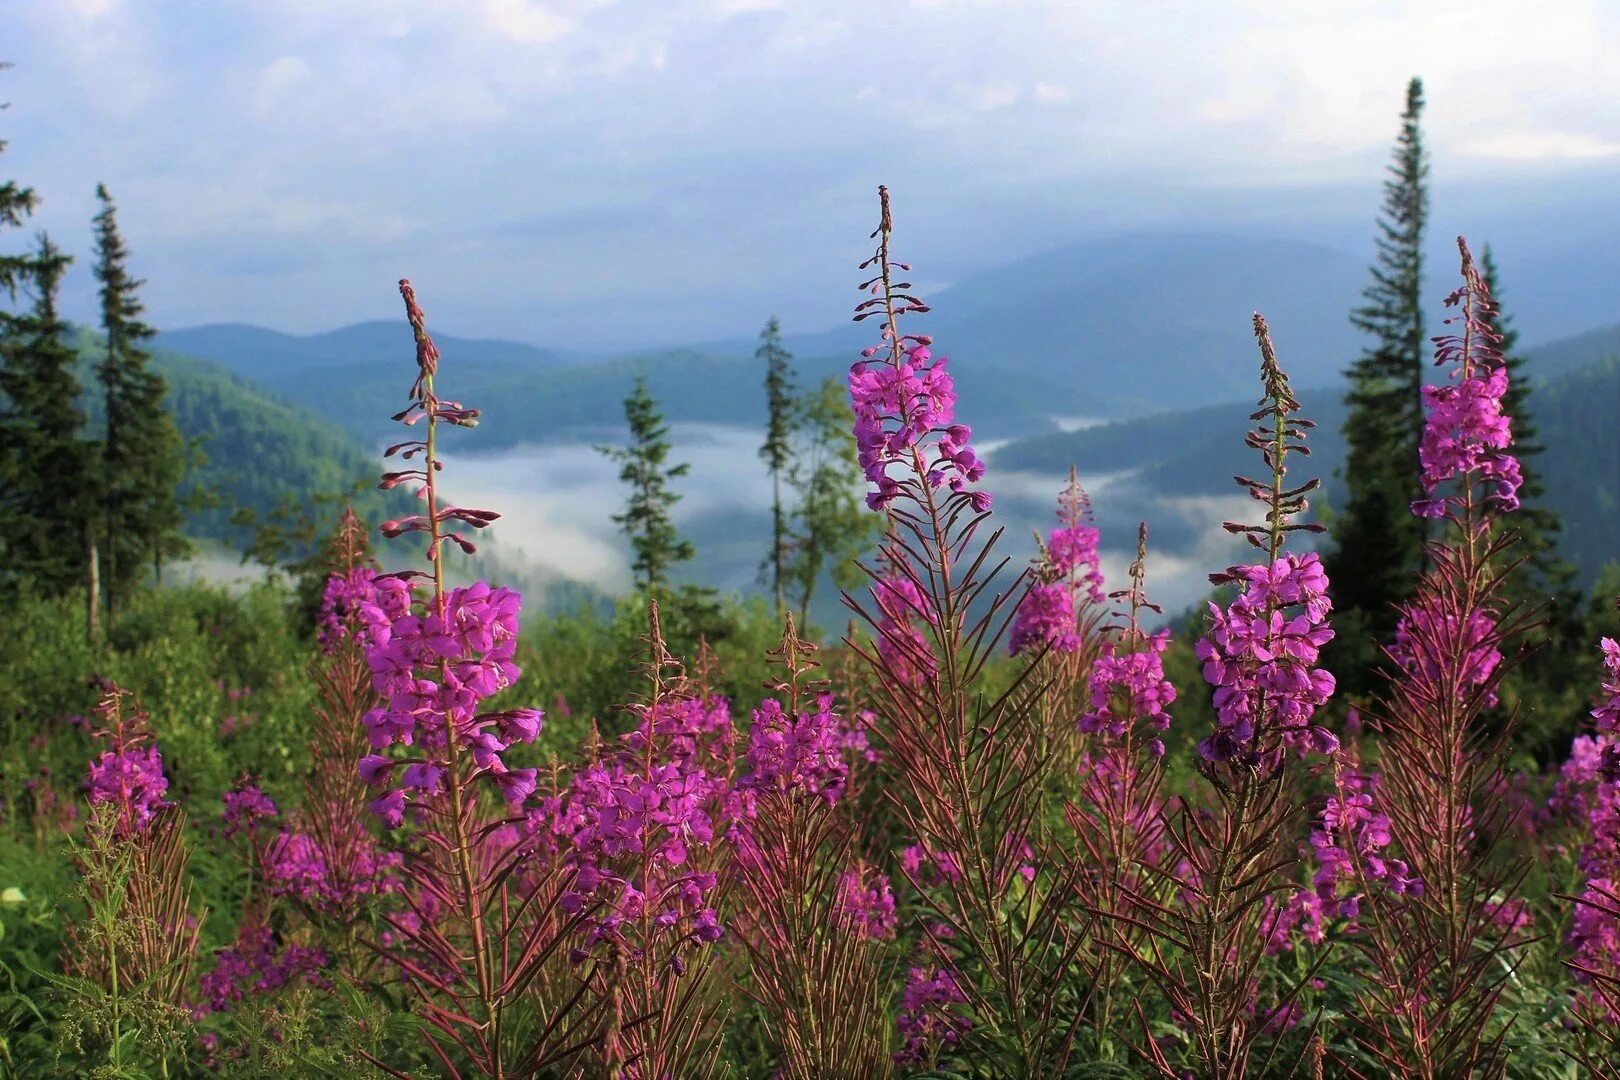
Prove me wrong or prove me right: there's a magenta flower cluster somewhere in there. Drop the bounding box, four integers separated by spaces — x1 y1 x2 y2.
1048 522 1105 606
1079 628 1176 757
894 965 973 1065
1412 339 1522 519
316 565 381 652
742 693 848 802
554 697 727 964
1008 583 1080 657
354 580 544 826
835 865 898 941
86 741 170 835
263 827 403 909
1592 638 1620 781
1307 772 1421 922
849 334 989 513
1194 551 1337 763
197 925 328 1015
1555 727 1620 1014
871 575 939 690
221 783 278 839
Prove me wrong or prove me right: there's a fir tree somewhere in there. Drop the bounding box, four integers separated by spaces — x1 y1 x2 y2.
0 234 99 599
757 316 795 617
1479 245 1583 761
598 375 694 594
1479 244 1570 594
0 62 41 580
0 63 38 307
1326 76 1430 693
93 183 189 610
785 376 878 626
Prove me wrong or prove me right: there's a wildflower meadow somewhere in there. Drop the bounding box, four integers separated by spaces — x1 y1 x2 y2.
1 52 1618 1080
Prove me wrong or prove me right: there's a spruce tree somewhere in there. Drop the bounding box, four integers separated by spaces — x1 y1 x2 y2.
93 183 189 610
598 375 694 594
0 63 38 307
1479 244 1570 594
0 62 40 574
0 234 98 598
757 316 795 616
785 376 879 626
1326 77 1431 692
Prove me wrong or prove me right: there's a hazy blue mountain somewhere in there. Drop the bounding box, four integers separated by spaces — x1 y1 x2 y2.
1536 356 1620 578
155 232 1380 447
992 326 1620 584
156 320 590 385
67 326 398 542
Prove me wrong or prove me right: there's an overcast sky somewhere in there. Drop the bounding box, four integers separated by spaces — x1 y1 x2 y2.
8 0 1620 349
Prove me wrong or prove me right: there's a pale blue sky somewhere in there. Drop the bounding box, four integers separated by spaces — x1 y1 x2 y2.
9 0 1620 348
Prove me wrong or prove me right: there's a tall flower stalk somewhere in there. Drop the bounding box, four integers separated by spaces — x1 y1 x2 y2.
1014 468 1111 784
1347 239 1540 1078
555 602 730 1078
844 185 1084 1074
728 614 893 1076
1560 630 1620 1076
265 508 399 980
1114 314 1336 1078
1067 522 1175 1043
56 683 203 1072
356 280 589 1078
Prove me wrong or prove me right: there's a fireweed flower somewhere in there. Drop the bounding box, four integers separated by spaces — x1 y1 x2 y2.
197 924 328 1015
1593 638 1620 781
1558 642 1620 1018
741 693 848 803
1306 765 1421 926
1388 606 1503 710
849 186 989 514
1187 328 1337 767
1012 467 1107 657
263 826 403 909
317 565 381 653
553 646 728 969
1080 628 1176 754
86 701 171 836
1410 262 1522 518
355 580 544 823
1008 583 1080 656
1195 549 1337 763
835 864 898 940
221 783 278 839
894 965 974 1066
870 571 939 689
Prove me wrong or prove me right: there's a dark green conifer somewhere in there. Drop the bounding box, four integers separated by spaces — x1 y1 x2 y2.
0 235 98 598
758 317 795 617
785 376 879 626
599 375 695 594
1326 77 1431 693
1479 244 1571 595
93 183 189 609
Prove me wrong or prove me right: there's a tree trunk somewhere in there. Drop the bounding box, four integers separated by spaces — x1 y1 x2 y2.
86 524 101 645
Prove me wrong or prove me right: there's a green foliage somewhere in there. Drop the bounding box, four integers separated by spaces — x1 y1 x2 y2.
599 375 696 594
785 375 881 625
510 590 785 750
0 236 99 603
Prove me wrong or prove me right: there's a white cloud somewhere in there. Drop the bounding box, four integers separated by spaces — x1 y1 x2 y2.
479 0 577 44
8 0 1618 344
1456 131 1620 162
